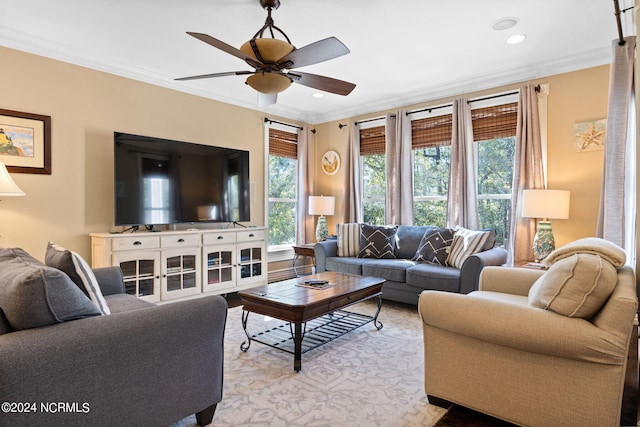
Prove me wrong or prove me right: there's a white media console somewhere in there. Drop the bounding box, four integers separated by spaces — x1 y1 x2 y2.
90 227 267 303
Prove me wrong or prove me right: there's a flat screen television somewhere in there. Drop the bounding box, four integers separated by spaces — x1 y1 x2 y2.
114 132 250 227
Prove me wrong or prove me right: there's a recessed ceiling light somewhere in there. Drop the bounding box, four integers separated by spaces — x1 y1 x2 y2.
506 34 526 44
312 92 324 98
492 17 519 31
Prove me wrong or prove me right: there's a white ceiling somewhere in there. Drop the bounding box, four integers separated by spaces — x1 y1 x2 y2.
0 0 635 124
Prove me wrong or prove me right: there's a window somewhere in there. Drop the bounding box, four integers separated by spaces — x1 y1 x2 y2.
268 128 298 248
473 102 518 246
357 96 517 243
411 113 453 227
360 125 386 224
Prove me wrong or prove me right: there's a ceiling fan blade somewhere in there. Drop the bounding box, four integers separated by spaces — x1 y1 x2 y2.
278 37 350 69
257 92 278 106
186 32 262 68
287 71 356 96
175 71 254 81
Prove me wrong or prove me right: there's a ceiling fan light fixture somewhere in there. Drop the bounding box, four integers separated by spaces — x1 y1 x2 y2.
177 0 355 104
246 72 292 94
240 38 294 63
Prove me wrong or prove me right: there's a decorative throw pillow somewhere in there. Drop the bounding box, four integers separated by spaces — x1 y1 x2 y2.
359 224 397 259
543 237 626 267
412 228 454 265
528 253 617 318
0 247 101 330
446 226 491 268
480 228 498 251
337 223 362 257
45 242 111 315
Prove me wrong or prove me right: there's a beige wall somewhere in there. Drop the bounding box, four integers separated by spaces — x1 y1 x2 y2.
312 65 610 249
0 44 610 261
0 46 297 261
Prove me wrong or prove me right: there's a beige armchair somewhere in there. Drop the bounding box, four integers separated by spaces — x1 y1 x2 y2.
419 262 637 427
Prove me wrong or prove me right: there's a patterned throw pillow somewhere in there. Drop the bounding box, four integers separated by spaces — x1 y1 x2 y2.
45 242 111 315
412 228 454 265
358 224 398 259
446 226 491 268
337 223 362 257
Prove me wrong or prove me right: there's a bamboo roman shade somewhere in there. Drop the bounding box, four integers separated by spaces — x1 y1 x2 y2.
269 128 297 159
471 102 518 141
359 101 517 154
359 125 386 155
411 114 453 149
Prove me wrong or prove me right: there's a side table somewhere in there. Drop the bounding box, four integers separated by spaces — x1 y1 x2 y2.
292 244 316 276
513 260 548 270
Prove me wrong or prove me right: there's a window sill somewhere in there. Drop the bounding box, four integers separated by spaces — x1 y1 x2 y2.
268 246 295 262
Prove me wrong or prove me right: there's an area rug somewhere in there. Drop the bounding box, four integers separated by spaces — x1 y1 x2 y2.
172 299 447 426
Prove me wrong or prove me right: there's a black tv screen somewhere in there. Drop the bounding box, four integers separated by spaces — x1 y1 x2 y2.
114 132 250 226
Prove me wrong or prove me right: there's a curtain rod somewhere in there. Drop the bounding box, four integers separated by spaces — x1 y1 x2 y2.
265 118 316 133
407 85 540 116
613 0 634 46
347 85 542 126
264 118 303 130
352 114 394 126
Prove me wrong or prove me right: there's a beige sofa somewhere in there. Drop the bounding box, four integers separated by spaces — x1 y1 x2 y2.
419 252 637 426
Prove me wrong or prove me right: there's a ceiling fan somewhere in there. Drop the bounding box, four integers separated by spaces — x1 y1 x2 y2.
175 0 356 106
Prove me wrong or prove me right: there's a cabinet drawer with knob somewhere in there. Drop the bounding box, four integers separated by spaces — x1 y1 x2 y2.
203 231 237 245
237 229 266 242
112 236 160 251
161 234 201 248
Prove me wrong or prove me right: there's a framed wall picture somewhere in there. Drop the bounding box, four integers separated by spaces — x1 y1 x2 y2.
321 150 340 175
0 108 51 174
573 119 606 152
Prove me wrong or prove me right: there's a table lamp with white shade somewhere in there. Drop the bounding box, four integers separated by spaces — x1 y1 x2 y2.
0 162 25 197
521 189 570 262
308 195 335 242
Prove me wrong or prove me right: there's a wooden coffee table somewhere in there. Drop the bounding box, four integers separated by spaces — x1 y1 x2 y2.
238 271 384 372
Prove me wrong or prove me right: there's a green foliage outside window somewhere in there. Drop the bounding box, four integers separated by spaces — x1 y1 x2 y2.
476 137 515 246
361 137 515 246
268 155 297 246
413 146 451 227
362 154 386 224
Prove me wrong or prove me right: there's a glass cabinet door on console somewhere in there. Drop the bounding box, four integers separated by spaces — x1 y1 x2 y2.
161 248 201 300
203 245 236 293
112 251 161 303
237 242 265 286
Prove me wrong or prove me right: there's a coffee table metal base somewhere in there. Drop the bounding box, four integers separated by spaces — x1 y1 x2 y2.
241 295 383 372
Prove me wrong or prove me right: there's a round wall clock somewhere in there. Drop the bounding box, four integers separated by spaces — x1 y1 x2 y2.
321 150 340 175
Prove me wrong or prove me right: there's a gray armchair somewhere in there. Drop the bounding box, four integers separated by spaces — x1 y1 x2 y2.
0 266 227 427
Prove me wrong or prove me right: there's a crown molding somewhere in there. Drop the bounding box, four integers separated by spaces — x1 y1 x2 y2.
1 26 613 126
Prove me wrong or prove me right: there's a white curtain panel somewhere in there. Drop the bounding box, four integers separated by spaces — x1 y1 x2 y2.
446 98 478 229
597 36 636 258
507 85 545 265
296 125 315 244
345 122 363 223
384 111 414 225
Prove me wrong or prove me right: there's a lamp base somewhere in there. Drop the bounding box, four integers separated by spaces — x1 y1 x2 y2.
532 221 555 262
315 215 328 242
